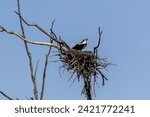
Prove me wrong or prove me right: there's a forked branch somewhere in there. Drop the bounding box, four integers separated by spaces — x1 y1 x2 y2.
0 26 60 49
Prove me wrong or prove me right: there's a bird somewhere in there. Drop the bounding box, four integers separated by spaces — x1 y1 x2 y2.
72 38 88 50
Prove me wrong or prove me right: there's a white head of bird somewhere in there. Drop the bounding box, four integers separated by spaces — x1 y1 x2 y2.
81 38 88 44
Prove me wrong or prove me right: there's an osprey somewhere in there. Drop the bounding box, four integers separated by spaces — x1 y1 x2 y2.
72 38 88 50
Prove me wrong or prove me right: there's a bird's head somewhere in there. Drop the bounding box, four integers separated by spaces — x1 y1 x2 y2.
84 38 88 41
82 38 88 44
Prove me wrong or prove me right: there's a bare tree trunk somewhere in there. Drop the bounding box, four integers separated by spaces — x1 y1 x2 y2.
83 71 92 100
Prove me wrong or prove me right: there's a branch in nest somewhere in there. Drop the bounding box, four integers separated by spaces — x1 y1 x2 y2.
96 69 108 86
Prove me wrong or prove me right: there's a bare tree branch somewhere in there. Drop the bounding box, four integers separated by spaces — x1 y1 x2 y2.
14 12 64 43
0 91 13 100
40 20 56 100
0 26 60 49
17 0 39 99
34 59 39 79
94 27 103 54
15 12 70 50
17 0 25 36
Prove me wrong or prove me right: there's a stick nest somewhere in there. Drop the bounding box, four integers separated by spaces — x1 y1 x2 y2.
59 48 111 98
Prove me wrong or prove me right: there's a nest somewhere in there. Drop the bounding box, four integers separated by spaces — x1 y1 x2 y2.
59 48 111 99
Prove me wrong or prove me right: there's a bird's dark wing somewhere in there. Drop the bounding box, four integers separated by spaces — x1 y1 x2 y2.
72 44 79 49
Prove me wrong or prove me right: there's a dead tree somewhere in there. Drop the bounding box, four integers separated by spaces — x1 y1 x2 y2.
0 0 111 100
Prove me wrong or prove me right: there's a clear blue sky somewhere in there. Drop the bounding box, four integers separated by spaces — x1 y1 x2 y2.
0 0 150 100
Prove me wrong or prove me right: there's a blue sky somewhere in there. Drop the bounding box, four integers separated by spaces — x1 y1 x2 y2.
0 0 150 100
